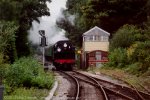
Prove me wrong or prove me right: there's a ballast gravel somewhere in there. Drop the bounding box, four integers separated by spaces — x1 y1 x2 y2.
52 72 71 100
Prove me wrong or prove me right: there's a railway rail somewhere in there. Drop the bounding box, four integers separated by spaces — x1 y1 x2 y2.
60 71 108 100
71 71 134 100
138 83 150 94
57 70 150 100
72 71 150 100
59 71 80 100
95 71 150 97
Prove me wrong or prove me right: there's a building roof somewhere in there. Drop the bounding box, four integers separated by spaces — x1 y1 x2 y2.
83 26 110 36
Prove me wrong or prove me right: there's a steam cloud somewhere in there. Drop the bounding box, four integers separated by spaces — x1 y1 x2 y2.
28 0 68 46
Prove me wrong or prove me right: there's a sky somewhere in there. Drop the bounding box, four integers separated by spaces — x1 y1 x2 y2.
28 0 68 46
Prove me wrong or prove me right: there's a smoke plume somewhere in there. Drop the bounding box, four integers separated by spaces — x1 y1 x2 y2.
28 0 68 46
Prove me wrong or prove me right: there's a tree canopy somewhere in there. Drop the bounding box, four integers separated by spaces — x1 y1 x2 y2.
0 0 51 61
56 0 149 47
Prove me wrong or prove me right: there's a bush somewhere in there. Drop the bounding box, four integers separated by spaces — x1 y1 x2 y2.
31 73 54 89
110 24 142 50
5 57 54 89
6 57 39 87
129 41 150 74
0 53 10 82
125 62 142 76
107 48 128 68
0 21 18 62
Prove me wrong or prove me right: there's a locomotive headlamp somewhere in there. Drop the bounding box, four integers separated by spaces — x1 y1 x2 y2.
64 43 67 47
57 48 61 52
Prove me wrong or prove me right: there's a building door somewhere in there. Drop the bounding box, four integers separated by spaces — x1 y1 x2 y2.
96 51 101 67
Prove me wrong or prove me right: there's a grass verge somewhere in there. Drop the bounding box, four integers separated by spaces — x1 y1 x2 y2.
4 87 49 100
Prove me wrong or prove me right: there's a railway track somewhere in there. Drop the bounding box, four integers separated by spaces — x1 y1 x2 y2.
138 83 150 94
102 71 150 98
71 71 134 100
73 71 150 100
60 71 108 100
59 71 80 100
58 70 150 100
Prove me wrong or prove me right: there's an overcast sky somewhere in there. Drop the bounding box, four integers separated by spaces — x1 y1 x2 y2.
28 0 68 46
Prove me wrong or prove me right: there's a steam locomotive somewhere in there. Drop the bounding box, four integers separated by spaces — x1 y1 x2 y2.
45 40 75 70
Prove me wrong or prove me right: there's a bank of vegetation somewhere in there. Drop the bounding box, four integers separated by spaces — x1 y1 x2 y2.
1 56 54 99
0 0 54 99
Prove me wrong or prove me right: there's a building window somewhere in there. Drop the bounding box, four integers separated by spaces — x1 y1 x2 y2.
89 36 93 41
84 35 108 42
94 36 101 41
103 36 108 41
85 36 93 41
100 36 108 41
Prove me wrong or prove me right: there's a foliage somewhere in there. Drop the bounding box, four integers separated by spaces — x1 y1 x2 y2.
0 21 18 62
99 67 149 91
107 48 128 68
4 87 49 100
66 0 87 15
129 41 150 73
57 0 149 47
56 0 87 47
0 0 51 58
107 21 150 75
144 18 150 40
31 73 54 89
125 62 142 76
0 53 10 84
82 0 147 32
0 0 51 23
142 67 150 76
15 0 51 57
110 24 142 50
5 57 54 90
56 17 81 46
145 0 150 16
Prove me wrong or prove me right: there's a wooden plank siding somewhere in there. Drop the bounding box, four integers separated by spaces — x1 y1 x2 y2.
86 50 109 67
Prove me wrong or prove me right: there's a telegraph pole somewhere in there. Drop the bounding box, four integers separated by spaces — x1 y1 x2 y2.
39 30 47 67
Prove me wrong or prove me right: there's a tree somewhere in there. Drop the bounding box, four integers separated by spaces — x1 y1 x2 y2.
57 0 148 48
145 0 150 16
80 0 148 33
0 21 18 62
130 41 150 74
56 17 82 46
16 0 51 57
110 24 142 50
56 0 87 47
0 0 51 57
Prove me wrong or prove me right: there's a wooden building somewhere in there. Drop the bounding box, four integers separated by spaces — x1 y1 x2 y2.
81 26 110 68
